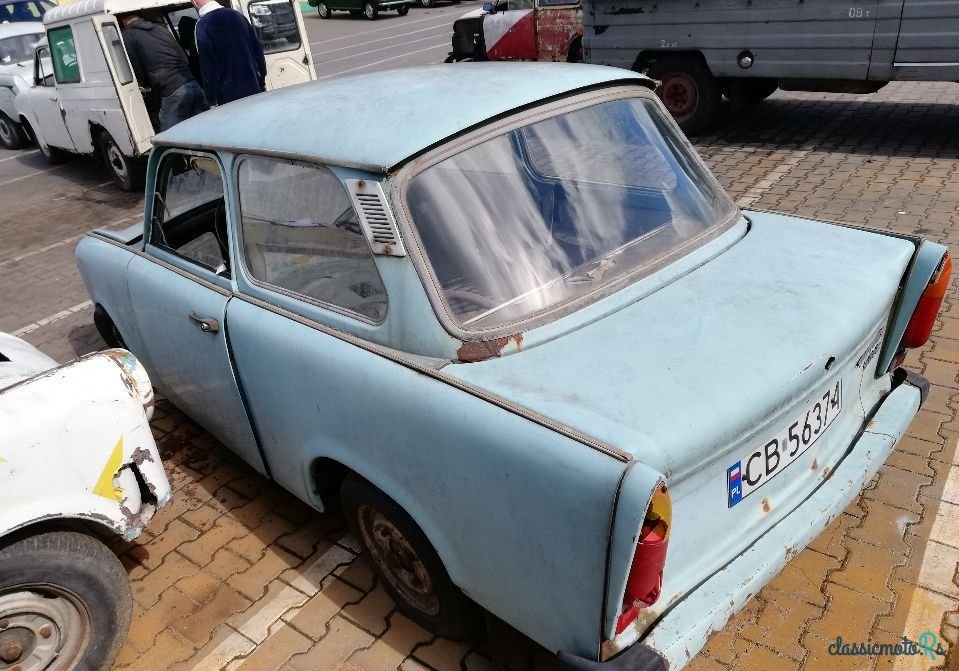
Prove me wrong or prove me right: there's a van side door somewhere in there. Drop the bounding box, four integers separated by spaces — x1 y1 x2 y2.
892 0 959 80
91 16 154 155
234 0 317 89
24 41 75 152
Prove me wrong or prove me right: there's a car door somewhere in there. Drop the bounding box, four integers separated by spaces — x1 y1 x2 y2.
892 0 959 79
127 149 267 475
27 42 75 150
224 155 390 498
235 0 316 89
91 17 154 154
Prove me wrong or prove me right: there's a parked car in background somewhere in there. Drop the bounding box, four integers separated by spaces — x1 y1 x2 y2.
309 0 408 21
450 0 959 134
0 0 54 23
0 20 41 148
76 63 948 669
14 0 316 190
0 333 171 671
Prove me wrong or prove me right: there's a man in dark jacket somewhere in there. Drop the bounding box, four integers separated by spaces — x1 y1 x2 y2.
120 14 207 130
192 0 268 106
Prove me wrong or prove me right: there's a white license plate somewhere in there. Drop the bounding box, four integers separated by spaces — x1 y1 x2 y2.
727 379 843 507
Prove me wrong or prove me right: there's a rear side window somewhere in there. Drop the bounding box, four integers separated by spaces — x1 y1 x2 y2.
101 23 133 85
249 0 302 55
48 26 80 84
237 156 388 322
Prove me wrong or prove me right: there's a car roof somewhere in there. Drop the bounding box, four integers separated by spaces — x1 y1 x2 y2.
43 0 191 24
0 19 42 37
154 63 656 172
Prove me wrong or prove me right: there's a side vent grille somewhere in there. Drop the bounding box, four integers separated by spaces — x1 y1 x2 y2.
346 179 406 257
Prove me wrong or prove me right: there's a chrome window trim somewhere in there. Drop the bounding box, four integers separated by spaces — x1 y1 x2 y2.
391 85 741 341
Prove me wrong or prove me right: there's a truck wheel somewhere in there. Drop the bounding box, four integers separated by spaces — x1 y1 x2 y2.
646 57 721 135
0 531 132 671
363 1 378 18
341 475 483 640
397 3 409 14
317 2 331 17
0 112 28 150
99 132 145 192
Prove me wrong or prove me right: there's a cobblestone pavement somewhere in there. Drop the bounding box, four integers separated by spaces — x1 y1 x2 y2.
2 80 959 671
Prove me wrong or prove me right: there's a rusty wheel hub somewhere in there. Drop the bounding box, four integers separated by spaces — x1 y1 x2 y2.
0 588 89 671
357 505 440 616
658 72 699 120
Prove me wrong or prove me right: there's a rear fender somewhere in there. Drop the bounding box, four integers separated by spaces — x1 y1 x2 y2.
876 240 949 374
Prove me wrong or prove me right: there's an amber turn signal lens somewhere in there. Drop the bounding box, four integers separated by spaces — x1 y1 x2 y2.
902 252 951 350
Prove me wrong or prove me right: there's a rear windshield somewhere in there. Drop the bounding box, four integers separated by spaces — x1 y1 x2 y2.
405 95 738 331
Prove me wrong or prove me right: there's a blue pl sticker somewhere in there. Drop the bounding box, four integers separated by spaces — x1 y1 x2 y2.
728 462 743 507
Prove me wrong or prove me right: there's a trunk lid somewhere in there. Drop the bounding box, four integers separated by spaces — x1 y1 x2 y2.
446 211 916 596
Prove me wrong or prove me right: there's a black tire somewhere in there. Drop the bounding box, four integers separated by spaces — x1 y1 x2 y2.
341 475 483 639
646 56 721 135
566 36 583 63
0 112 28 150
397 3 409 14
0 531 132 671
99 132 145 192
418 0 431 7
363 0 378 18
93 304 126 349
317 2 331 17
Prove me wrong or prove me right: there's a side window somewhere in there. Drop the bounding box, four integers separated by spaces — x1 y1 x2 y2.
48 26 80 84
249 0 302 55
237 156 388 322
35 45 53 86
101 24 134 85
151 151 231 276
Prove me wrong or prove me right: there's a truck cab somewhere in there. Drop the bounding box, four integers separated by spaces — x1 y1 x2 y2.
14 0 316 190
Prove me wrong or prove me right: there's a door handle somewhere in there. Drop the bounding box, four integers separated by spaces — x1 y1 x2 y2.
188 312 219 333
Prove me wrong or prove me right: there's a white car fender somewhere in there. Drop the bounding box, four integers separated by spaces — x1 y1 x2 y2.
0 351 171 542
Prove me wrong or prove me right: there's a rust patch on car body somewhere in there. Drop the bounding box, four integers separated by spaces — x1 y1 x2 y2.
130 447 154 465
457 334 524 363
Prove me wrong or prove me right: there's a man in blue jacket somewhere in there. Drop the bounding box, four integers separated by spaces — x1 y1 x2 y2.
191 0 268 106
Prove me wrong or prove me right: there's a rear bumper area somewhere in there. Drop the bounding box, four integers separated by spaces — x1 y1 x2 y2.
559 373 924 671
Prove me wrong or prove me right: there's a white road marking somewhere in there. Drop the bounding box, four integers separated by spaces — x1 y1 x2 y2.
12 300 92 337
0 166 61 188
308 9 457 46
317 41 450 79
312 21 452 56
0 150 40 163
318 33 445 65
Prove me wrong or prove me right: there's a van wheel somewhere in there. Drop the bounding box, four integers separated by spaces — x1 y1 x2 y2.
646 56 721 135
0 531 132 671
99 132 145 192
397 3 409 14
341 475 483 640
0 112 28 150
363 1 378 18
317 2 331 17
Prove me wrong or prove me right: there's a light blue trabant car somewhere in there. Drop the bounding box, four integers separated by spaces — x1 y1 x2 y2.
75 64 949 669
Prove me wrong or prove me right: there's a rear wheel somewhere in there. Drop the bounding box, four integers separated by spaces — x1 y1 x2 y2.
0 531 132 671
646 56 721 135
317 2 331 17
0 112 28 150
363 1 378 18
341 475 482 639
397 3 409 14
99 132 145 192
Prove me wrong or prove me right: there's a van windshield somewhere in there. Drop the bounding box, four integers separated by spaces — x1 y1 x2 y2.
405 96 738 331
0 32 42 64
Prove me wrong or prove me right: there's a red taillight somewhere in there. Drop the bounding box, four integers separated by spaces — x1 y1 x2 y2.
615 483 671 634
902 252 951 350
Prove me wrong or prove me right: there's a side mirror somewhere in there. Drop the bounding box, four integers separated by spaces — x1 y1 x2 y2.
482 2 494 11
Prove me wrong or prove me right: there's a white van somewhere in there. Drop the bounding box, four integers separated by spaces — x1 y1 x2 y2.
14 0 316 189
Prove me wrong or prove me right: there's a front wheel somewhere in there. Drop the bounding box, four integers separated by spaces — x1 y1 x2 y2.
363 1 378 18
341 475 483 639
317 2 331 17
418 0 432 7
397 3 409 14
0 112 29 150
99 132 145 192
0 531 132 671
646 56 721 135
